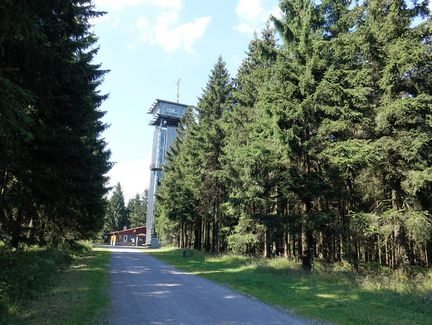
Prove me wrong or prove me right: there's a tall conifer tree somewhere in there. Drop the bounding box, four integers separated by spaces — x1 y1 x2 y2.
197 56 233 253
104 183 128 233
154 0 432 268
0 0 110 247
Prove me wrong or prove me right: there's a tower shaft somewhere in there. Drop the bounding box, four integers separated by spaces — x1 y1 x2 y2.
146 99 188 246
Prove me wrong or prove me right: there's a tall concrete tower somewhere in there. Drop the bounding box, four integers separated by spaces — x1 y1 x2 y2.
146 99 188 246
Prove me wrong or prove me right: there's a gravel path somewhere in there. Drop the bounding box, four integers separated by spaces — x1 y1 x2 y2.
108 247 312 325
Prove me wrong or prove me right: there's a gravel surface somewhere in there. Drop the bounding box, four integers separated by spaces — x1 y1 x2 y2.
108 247 313 325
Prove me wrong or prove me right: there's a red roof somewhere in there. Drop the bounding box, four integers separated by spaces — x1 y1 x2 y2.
108 226 146 236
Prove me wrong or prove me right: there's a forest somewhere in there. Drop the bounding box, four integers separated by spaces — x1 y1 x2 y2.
0 1 110 248
103 183 148 234
155 0 432 270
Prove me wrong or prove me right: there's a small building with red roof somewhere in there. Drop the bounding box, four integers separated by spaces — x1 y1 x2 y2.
108 226 146 246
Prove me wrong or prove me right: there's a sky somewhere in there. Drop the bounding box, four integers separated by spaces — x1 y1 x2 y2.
91 0 281 201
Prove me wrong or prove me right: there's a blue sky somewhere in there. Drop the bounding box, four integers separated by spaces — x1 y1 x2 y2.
91 0 281 200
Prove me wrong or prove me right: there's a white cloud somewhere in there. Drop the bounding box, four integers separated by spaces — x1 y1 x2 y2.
89 14 110 25
107 159 150 202
93 0 201 46
233 22 255 34
230 53 243 72
236 0 263 21
233 0 280 34
89 14 122 27
155 0 182 10
269 6 282 20
93 0 182 11
125 42 139 49
112 17 121 28
137 12 211 52
93 0 146 10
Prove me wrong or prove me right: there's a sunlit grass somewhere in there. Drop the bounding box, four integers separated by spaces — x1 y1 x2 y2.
148 247 432 325
1 245 110 324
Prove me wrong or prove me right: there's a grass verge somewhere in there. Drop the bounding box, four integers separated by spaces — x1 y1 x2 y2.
148 247 432 325
0 243 110 325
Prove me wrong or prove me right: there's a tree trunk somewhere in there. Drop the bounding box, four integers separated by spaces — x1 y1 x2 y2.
205 220 210 252
302 228 314 272
194 217 202 250
298 227 303 259
10 208 23 248
292 231 296 258
377 235 382 265
179 222 184 248
211 203 218 254
263 227 267 258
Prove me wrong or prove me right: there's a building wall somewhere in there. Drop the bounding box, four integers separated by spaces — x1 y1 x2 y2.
109 228 146 246
157 101 186 119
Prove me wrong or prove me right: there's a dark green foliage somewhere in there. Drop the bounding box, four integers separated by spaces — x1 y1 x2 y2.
127 190 148 228
156 58 234 252
155 0 432 270
0 1 111 247
104 183 128 232
156 107 204 249
0 244 83 318
197 57 234 253
0 243 109 323
221 26 281 257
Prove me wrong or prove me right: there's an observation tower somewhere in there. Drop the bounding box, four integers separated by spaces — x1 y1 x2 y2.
146 99 188 246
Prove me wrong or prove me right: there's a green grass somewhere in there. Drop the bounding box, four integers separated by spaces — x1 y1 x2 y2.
148 247 432 325
0 244 110 325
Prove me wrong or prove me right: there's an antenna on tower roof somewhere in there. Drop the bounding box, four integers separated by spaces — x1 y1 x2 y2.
176 78 181 103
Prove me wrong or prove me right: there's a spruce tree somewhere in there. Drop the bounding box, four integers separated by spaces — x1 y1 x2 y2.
362 0 432 267
197 56 233 253
153 0 432 268
104 183 128 233
221 25 280 257
0 0 110 247
156 107 201 248
127 191 148 228
265 0 329 269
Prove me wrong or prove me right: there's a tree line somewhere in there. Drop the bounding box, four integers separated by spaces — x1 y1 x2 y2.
0 1 110 248
156 0 432 270
103 183 147 234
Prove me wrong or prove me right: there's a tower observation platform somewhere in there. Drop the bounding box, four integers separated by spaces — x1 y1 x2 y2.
145 99 188 246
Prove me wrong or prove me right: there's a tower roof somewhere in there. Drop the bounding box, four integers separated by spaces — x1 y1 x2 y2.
147 99 189 126
147 99 189 114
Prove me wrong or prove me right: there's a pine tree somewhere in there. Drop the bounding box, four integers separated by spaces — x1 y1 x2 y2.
127 191 148 228
361 0 432 267
197 56 233 253
265 0 331 269
153 0 432 268
156 107 201 248
221 25 281 257
104 183 128 233
312 0 376 264
0 0 111 247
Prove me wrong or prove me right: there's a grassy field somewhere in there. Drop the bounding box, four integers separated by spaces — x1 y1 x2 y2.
148 247 432 325
0 244 110 325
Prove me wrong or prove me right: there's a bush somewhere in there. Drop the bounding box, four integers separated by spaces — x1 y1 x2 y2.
227 233 259 255
0 245 76 318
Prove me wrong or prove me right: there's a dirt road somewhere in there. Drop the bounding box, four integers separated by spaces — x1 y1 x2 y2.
108 247 311 325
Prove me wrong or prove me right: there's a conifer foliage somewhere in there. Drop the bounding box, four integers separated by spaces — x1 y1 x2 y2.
156 0 432 269
103 185 147 234
103 183 128 233
0 1 111 247
127 190 148 229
